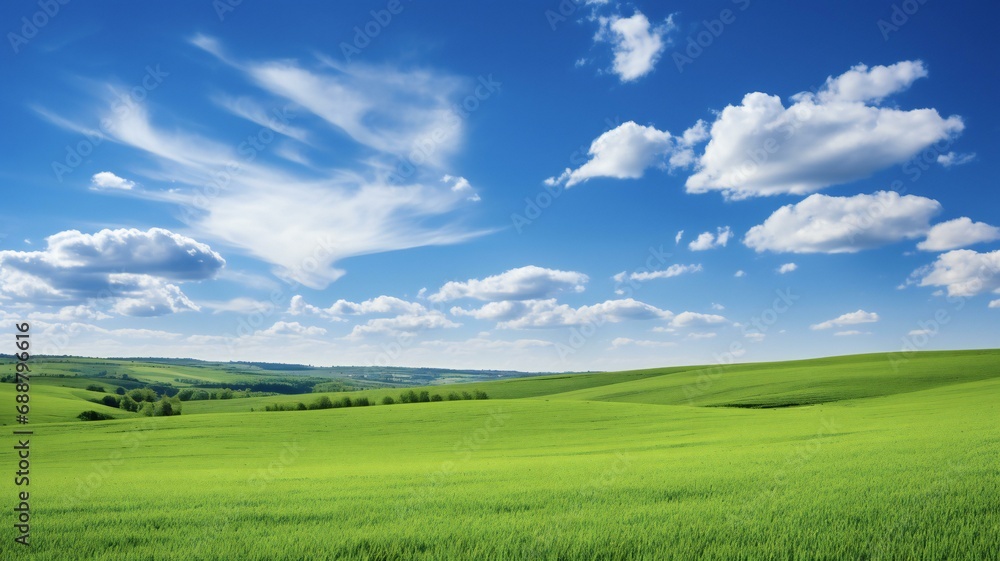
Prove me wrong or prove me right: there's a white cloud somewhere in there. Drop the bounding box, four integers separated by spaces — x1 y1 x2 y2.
595 12 674 82
908 329 933 336
833 330 869 336
936 152 975 167
710 303 725 311
917 217 1000 252
108 274 200 317
257 321 327 337
28 305 112 322
688 227 732 251
453 298 672 329
911 249 1000 297
430 266 588 302
674 230 684 245
777 263 798 274
200 297 273 315
685 332 717 340
347 310 459 339
670 311 727 328
91 171 135 190
734 270 746 278
0 228 223 317
52 39 490 290
628 264 702 281
745 191 941 254
442 175 480 202
611 337 676 349
744 332 766 342
546 121 672 187
289 294 426 321
683 61 964 199
811 310 879 330
990 299 1000 309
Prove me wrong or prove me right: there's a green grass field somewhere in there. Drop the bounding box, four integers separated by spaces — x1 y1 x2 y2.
2 350 998 559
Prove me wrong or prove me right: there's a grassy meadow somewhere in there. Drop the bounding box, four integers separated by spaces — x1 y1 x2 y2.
2 350 998 559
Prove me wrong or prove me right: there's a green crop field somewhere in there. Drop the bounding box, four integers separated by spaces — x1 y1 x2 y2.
2 350 999 559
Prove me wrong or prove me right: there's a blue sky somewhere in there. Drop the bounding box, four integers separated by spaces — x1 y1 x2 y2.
1 0 998 371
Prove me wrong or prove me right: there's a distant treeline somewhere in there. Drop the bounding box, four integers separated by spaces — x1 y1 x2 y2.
262 389 488 412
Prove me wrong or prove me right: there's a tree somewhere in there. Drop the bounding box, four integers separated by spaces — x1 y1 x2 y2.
86 384 105 392
431 394 443 402
126 388 157 403
176 389 195 401
114 387 126 396
382 396 396 405
462 392 473 400
101 395 120 408
119 394 139 413
447 392 462 401
474 391 488 400
154 398 173 417
418 391 431 403
309 396 333 410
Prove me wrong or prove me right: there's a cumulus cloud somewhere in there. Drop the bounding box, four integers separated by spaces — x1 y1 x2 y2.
834 330 869 336
347 310 459 339
670 311 727 328
595 12 674 82
453 298 672 329
917 217 1000 252
0 228 223 316
777 263 798 274
683 61 964 199
911 249 1000 297
734 270 746 278
688 227 732 251
442 175 480 202
257 321 327 337
544 120 709 188
91 171 135 190
990 299 1000 309
744 191 941 254
811 310 879 330
430 266 588 302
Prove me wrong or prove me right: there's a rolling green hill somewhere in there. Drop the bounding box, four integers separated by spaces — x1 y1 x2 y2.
1 350 998 559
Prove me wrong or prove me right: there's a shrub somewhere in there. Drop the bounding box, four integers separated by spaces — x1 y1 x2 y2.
474 391 489 400
339 397 353 408
447 392 462 401
355 397 370 407
101 395 121 408
176 389 195 401
137 402 155 417
190 390 211 401
115 387 126 395
126 388 158 403
119 395 139 413
407 390 419 403
418 391 431 403
309 396 334 410
462 392 473 400
217 389 234 400
154 398 174 417
431 394 443 402
85 384 105 392
296 402 307 410
78 411 114 421
382 396 396 405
